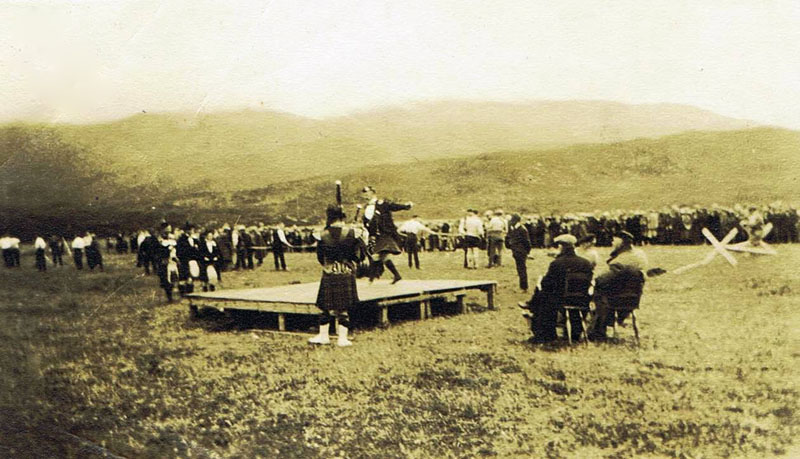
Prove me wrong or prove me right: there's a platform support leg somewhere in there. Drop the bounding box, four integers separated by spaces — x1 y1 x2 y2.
456 295 466 314
419 301 429 320
278 313 286 331
380 306 389 326
486 285 496 309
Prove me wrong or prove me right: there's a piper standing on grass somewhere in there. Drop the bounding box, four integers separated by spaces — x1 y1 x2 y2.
361 186 413 284
309 204 366 346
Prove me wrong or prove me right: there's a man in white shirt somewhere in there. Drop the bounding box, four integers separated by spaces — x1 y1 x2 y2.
71 235 85 270
398 216 431 269
458 209 485 269
34 235 48 271
486 209 508 268
272 222 292 271
1 235 12 268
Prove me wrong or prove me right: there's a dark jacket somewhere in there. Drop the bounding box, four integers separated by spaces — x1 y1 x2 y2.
272 229 288 252
140 235 158 261
317 225 364 266
505 224 531 256
540 247 594 300
237 231 252 251
252 231 265 249
199 241 221 265
176 234 199 261
365 200 412 241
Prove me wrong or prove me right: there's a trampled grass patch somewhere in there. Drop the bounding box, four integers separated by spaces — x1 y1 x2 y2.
0 245 798 457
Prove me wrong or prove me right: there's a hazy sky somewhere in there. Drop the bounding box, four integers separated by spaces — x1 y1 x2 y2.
2 0 799 127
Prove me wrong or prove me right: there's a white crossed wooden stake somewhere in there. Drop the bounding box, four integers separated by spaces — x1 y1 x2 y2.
724 222 777 256
673 224 776 275
702 227 739 266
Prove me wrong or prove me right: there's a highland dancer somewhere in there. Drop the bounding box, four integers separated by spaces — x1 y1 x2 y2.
361 186 412 284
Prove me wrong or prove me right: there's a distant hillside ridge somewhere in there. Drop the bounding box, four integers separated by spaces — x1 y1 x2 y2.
182 127 798 223
30 100 757 192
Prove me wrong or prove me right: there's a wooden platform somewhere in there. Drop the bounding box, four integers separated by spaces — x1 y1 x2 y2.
186 279 497 330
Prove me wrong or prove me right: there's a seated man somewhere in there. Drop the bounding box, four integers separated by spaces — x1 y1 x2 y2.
518 234 594 343
588 231 648 340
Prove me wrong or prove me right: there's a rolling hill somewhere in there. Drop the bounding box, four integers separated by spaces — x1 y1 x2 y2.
45 100 755 192
182 127 800 223
3 101 790 234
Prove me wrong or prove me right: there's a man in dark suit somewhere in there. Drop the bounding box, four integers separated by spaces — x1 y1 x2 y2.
254 224 267 266
176 225 199 296
216 225 233 271
233 225 248 270
199 231 222 292
49 235 64 266
505 213 532 292
138 231 156 275
242 227 254 269
519 234 594 343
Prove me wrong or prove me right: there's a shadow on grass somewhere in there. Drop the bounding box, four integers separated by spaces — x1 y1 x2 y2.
185 297 492 334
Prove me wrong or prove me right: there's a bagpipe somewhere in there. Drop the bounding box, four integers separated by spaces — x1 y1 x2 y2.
334 180 380 279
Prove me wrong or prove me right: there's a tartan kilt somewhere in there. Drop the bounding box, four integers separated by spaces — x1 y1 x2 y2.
373 233 402 255
316 270 359 313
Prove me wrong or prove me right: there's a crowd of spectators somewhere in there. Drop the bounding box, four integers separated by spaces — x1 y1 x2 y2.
407 203 799 252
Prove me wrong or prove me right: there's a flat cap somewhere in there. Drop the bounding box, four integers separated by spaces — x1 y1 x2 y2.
553 234 577 246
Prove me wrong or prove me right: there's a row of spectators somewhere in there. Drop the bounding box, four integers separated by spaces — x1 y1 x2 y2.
3 202 797 274
405 203 799 251
131 222 308 277
1 233 103 272
109 223 317 257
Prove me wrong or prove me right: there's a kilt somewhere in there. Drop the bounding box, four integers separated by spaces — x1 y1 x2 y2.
373 233 401 255
316 269 359 313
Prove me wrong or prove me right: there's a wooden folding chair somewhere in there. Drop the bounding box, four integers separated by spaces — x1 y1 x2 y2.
607 274 644 344
561 271 593 345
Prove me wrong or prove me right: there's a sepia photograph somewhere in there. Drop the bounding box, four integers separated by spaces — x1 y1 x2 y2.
1 1 798 457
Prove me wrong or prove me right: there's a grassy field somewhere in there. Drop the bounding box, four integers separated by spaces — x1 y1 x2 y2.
1 245 798 458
